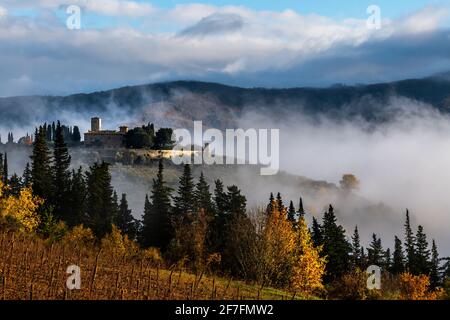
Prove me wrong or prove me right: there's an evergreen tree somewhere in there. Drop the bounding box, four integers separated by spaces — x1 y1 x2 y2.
415 225 430 275
267 192 275 214
141 158 173 249
52 121 71 221
194 172 213 215
287 200 296 224
311 216 322 248
30 126 53 203
66 167 86 227
298 197 305 218
173 164 194 216
2 152 7 184
0 153 3 181
384 248 391 270
211 179 229 252
276 192 283 210
72 126 81 143
351 226 362 269
7 173 22 197
22 162 32 187
392 236 405 274
213 179 228 216
85 162 115 238
226 185 246 217
404 209 417 273
321 205 351 281
367 233 384 266
115 193 138 240
429 240 440 288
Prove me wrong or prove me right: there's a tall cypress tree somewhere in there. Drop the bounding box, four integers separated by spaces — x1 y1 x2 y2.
298 197 305 218
141 158 173 249
0 153 3 182
52 121 71 221
85 162 115 238
194 172 213 215
404 209 417 273
22 162 32 187
31 126 53 203
173 164 194 216
66 167 86 227
392 236 405 274
116 193 138 240
415 225 430 275
321 205 351 281
276 192 283 210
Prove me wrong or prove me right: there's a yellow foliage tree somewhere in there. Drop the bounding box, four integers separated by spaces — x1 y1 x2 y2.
0 181 42 232
262 202 297 286
291 217 327 296
397 272 444 300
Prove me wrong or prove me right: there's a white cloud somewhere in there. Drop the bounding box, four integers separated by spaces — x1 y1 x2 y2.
0 6 7 18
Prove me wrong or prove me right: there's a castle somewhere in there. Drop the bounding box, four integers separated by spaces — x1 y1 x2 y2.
84 117 128 148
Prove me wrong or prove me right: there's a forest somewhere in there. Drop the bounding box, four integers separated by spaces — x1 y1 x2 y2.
0 121 449 300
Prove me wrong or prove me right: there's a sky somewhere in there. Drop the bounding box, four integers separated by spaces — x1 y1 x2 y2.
0 0 450 96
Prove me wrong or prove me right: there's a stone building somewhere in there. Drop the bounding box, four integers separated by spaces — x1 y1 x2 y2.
84 117 128 148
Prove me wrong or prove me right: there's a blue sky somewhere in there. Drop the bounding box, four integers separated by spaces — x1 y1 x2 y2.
0 0 449 96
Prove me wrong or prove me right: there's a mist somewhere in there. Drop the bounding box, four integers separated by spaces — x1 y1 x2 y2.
237 96 450 255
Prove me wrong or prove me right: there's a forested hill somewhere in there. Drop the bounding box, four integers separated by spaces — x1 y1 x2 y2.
1 73 450 129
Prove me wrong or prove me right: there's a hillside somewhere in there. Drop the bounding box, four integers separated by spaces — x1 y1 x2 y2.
1 74 450 131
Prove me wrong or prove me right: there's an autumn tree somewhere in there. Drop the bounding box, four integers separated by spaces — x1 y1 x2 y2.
339 174 359 191
291 217 326 296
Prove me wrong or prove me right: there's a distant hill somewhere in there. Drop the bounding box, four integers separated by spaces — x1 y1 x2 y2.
1 74 450 130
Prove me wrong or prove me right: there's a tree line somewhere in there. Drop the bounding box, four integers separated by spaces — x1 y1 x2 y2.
1 120 449 298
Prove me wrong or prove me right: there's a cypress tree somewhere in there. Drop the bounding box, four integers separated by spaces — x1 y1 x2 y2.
52 121 71 221
116 193 138 240
66 167 86 227
141 158 173 249
276 192 283 210
85 162 115 238
392 236 405 274
173 164 194 216
72 126 81 143
0 153 3 181
415 225 430 275
31 126 53 202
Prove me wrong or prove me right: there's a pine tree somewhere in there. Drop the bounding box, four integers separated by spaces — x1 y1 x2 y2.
311 216 322 248
367 233 384 266
226 185 246 217
392 236 405 274
321 205 351 281
7 173 22 197
0 153 3 181
194 172 213 215
429 240 440 288
213 179 228 217
351 226 362 269
173 164 194 216
211 179 229 252
72 126 81 143
115 193 138 240
287 200 296 224
415 225 430 275
298 197 305 218
30 126 53 204
267 192 275 214
141 158 173 249
404 209 417 273
276 192 283 210
384 248 391 270
22 162 32 187
85 162 115 238
52 121 71 221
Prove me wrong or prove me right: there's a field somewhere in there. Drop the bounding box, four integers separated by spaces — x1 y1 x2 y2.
0 231 300 300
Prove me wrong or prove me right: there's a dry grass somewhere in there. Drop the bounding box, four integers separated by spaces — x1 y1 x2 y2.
0 231 298 300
